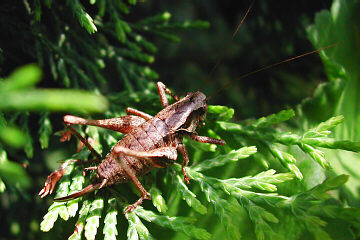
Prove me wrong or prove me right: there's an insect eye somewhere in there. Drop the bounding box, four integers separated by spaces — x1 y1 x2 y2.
202 104 208 113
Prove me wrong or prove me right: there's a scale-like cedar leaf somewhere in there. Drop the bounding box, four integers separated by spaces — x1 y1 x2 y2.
39 113 52 149
171 173 207 214
135 207 211 240
103 198 118 240
149 187 168 213
193 146 257 172
251 109 295 128
84 197 104 240
126 211 155 240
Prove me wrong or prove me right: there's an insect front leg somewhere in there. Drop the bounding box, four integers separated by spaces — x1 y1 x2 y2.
190 133 226 145
177 143 191 184
175 134 225 184
156 82 179 107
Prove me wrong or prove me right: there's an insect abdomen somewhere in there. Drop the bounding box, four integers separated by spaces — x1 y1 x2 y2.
96 117 170 186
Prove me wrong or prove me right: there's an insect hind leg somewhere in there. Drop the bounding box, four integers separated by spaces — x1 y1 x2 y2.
64 115 146 134
113 148 152 213
114 145 179 213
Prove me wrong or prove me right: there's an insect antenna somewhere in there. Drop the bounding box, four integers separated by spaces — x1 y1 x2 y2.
207 42 340 100
199 1 340 102
204 0 254 87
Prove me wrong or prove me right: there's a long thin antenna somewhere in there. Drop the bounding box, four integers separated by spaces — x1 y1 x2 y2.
208 42 340 100
204 1 254 85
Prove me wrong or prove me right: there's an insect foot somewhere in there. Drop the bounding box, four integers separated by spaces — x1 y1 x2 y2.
124 192 151 214
39 161 73 198
38 169 64 198
60 130 72 142
182 168 191 184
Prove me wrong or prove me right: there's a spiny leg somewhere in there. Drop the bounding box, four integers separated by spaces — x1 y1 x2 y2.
114 145 178 160
84 166 98 171
98 178 108 189
52 176 108 202
66 126 102 160
39 125 102 198
190 134 226 145
126 107 153 120
39 160 75 198
63 114 147 167
113 145 178 213
115 145 191 183
178 143 191 184
114 154 151 213
64 115 146 134
156 82 179 108
39 126 101 198
177 134 224 184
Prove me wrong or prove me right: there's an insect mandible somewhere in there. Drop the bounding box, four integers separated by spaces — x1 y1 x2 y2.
39 81 225 213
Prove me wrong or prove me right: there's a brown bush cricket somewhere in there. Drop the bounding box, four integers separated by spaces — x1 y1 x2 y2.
39 82 225 213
